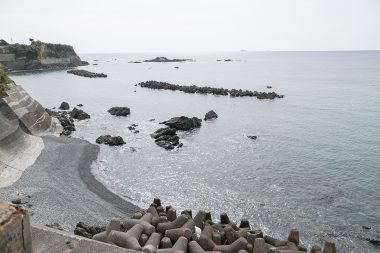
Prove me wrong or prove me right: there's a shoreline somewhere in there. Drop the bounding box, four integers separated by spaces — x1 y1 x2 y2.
0 135 139 231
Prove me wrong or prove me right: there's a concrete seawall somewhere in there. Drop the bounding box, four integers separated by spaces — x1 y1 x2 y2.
0 82 62 187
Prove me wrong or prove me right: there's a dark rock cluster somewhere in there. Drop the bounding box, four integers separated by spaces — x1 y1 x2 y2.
161 116 202 131
138 81 284 99
108 107 131 116
143 57 191 63
70 107 90 120
96 135 126 146
128 124 139 134
150 116 202 150
46 103 90 136
59 101 70 110
204 110 218 121
75 198 335 253
67 69 107 78
151 127 182 150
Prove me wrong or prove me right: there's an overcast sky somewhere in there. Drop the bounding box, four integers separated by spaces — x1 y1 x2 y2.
1 0 379 53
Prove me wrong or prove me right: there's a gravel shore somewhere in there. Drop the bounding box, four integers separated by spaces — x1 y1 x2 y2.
0 135 139 231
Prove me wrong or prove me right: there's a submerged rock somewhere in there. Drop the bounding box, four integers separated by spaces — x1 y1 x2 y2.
59 101 70 110
70 108 90 120
108 107 130 116
204 110 218 121
96 135 126 146
161 116 202 131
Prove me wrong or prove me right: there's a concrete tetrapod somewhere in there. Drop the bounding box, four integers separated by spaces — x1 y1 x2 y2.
93 217 120 243
214 237 249 253
140 234 149 246
160 237 173 249
156 236 188 253
287 229 299 245
157 215 189 234
193 210 208 228
109 224 144 250
225 225 241 244
148 206 161 226
125 213 155 235
310 245 322 253
167 207 177 222
264 235 288 247
165 219 195 241
323 240 336 253
253 238 268 253
143 232 162 253
189 241 221 253
198 225 216 251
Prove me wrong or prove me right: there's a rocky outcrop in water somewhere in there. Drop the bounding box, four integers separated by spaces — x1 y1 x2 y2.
151 127 182 150
204 110 218 121
138 81 284 99
96 135 126 146
46 106 90 136
161 116 202 131
59 101 70 110
67 69 107 78
69 107 90 120
76 198 335 253
143 57 192 63
0 39 87 71
108 107 130 116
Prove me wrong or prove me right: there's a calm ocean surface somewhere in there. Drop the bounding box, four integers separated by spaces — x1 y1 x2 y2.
10 51 380 252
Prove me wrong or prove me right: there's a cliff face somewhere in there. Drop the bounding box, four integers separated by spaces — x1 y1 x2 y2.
0 40 87 71
0 68 62 187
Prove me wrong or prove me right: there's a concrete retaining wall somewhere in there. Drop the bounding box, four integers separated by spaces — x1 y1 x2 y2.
0 54 15 62
0 83 62 187
40 57 71 65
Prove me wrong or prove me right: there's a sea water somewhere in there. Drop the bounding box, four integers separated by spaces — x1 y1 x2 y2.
9 51 380 252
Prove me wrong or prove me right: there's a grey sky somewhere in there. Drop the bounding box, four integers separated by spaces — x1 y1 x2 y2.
1 0 379 53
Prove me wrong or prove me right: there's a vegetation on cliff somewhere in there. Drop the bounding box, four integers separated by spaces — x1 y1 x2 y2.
0 66 12 94
0 39 77 60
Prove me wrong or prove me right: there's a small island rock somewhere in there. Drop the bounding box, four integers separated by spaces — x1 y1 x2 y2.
59 102 70 110
204 110 218 121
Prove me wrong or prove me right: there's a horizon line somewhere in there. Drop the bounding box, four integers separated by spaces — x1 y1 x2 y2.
77 49 380 54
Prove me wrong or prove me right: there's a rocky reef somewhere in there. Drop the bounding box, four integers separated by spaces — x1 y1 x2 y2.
46 103 90 136
108 107 130 116
138 81 284 100
0 39 88 72
151 127 182 150
67 69 107 78
144 57 192 63
161 116 202 131
96 135 126 146
74 198 337 253
150 116 202 150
